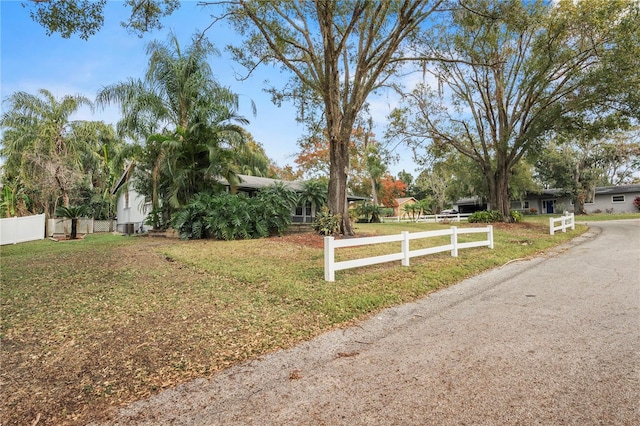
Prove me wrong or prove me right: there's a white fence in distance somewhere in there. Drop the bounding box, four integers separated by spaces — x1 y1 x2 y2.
324 225 494 282
47 219 116 236
549 212 575 235
381 213 471 223
0 214 46 245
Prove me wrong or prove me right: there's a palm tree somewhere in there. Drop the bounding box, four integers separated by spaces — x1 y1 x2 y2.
229 130 276 178
97 32 249 211
70 120 129 219
56 205 89 239
299 179 328 219
1 89 93 215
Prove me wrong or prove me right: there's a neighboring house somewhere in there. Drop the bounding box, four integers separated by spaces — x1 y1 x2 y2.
454 196 487 214
111 165 366 232
518 184 640 214
393 197 417 217
455 184 640 215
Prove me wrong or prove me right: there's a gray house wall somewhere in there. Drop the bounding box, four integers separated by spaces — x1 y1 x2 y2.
522 185 640 214
459 185 640 215
584 190 639 214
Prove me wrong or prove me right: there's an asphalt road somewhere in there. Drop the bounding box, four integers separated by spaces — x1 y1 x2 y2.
102 220 640 425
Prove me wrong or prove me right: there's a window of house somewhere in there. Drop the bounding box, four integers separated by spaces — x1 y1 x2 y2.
522 201 530 209
612 195 625 203
305 202 312 216
295 205 303 216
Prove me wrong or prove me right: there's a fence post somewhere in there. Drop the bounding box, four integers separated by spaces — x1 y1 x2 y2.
324 236 335 282
401 231 410 266
570 213 575 230
451 226 458 257
562 215 567 233
488 225 494 249
549 217 554 235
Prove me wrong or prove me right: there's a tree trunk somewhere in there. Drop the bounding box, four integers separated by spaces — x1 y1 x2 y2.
71 218 78 239
574 190 587 215
370 176 379 206
486 163 513 222
328 133 353 235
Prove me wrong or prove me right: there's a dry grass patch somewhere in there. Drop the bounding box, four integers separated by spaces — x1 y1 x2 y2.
1 221 585 425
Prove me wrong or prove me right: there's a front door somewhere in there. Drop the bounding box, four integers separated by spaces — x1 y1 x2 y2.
543 199 555 214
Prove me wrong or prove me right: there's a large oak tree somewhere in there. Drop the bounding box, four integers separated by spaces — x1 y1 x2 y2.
212 0 443 234
388 0 640 221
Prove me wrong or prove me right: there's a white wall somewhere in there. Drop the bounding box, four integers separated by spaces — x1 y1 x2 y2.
0 214 45 245
116 188 151 232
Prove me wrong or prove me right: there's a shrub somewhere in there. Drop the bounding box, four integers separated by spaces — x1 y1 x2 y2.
468 210 502 223
172 192 225 240
634 196 640 211
529 207 538 214
510 210 523 222
313 206 341 236
255 183 299 236
144 207 170 230
172 183 299 240
205 193 257 240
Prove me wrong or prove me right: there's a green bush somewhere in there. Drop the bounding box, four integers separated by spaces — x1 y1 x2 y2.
313 206 341 236
206 193 258 240
468 210 523 223
510 210 523 222
255 183 299 236
468 210 503 223
172 192 219 240
172 183 299 240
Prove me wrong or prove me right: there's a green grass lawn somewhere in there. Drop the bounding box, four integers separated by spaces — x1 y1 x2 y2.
2 215 636 425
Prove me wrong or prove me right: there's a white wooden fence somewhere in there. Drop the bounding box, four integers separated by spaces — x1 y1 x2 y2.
381 213 471 223
0 214 45 245
324 225 494 281
549 212 575 235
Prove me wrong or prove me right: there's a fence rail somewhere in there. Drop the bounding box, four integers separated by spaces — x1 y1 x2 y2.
381 213 471 223
324 225 493 281
549 212 575 235
0 214 45 245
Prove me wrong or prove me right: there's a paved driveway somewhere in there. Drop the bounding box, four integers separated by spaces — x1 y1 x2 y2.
102 220 640 425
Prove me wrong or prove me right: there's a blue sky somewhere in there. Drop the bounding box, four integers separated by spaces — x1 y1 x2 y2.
1 0 417 176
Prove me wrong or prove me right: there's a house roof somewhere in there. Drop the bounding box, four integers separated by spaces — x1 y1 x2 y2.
235 175 367 201
235 174 304 192
594 184 640 195
395 197 417 206
110 166 367 201
455 196 484 205
530 184 640 198
111 162 135 195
